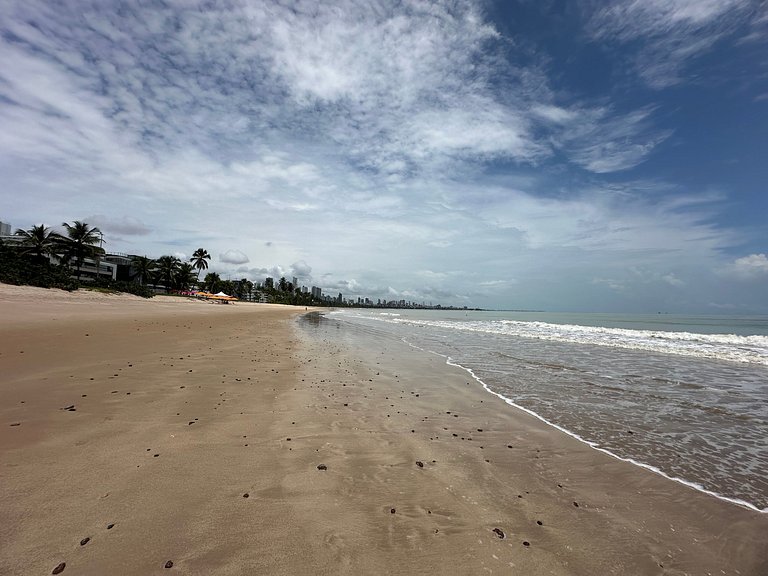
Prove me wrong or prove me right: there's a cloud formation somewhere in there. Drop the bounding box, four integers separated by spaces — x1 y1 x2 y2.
220 250 250 265
85 215 151 236
732 253 768 278
1 0 765 312
585 0 759 87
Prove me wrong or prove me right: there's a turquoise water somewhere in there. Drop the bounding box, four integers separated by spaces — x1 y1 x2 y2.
325 309 768 511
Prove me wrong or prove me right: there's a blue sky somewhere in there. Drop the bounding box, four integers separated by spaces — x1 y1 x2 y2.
1 0 767 312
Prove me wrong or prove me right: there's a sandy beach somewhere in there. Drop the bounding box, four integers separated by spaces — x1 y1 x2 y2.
1 284 766 575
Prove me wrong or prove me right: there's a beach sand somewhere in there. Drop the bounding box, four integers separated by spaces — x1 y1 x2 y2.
1 284 766 575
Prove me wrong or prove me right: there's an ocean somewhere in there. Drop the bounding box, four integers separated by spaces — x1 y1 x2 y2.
322 309 768 512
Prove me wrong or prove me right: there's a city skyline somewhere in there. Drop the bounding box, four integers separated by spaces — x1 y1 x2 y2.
2 1 767 313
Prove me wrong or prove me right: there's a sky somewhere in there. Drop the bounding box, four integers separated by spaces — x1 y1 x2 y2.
1 0 767 313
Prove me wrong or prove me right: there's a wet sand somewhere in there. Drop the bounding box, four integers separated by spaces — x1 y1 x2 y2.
1 284 766 575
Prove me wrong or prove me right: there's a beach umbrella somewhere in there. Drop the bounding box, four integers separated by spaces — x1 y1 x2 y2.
214 291 237 300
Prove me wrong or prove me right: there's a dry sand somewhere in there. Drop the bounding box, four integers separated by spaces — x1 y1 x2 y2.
1 284 766 575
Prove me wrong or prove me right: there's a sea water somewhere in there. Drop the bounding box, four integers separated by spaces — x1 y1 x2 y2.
324 309 768 512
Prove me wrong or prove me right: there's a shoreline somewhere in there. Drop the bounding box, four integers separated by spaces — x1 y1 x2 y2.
1 285 766 575
451 354 766 514
333 308 768 514
297 312 768 574
411 343 766 514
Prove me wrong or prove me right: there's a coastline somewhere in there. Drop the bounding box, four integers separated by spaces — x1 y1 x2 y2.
1 286 766 575
296 313 768 575
437 350 766 514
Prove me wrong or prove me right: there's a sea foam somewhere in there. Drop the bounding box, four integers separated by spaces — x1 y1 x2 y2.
355 315 768 365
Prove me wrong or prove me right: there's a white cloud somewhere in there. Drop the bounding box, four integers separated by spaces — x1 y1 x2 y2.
0 0 763 312
592 277 626 291
558 107 672 173
731 253 768 277
585 0 754 87
220 250 250 265
85 214 151 236
289 260 312 280
531 104 579 124
662 273 685 287
740 5 768 43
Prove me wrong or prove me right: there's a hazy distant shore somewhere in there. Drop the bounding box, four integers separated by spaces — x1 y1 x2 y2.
1 284 766 575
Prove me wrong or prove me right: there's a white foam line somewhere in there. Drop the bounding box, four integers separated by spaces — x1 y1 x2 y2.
401 337 768 515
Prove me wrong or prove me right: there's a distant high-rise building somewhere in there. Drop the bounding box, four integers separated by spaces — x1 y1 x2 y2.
0 221 11 236
292 277 298 289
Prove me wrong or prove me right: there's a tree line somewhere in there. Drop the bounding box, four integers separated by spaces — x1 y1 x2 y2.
11 221 103 279
1 221 108 292
1 221 212 296
1 222 321 305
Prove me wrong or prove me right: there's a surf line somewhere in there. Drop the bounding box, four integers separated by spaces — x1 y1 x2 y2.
400 337 767 515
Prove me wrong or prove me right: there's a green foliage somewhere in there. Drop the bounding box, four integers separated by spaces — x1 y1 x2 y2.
14 224 65 262
61 221 103 279
175 262 198 291
190 248 211 278
202 271 222 293
234 278 253 299
2 222 333 307
92 277 155 298
0 245 79 290
130 255 156 285
219 279 236 297
155 255 181 292
259 284 316 305
0 237 151 297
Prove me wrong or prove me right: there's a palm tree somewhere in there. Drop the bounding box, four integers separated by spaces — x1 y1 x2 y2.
235 278 253 300
155 255 181 293
190 248 211 280
14 224 63 263
61 221 103 280
130 256 156 286
175 262 198 291
202 271 221 293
